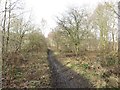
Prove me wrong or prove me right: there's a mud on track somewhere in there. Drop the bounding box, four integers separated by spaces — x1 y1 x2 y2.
47 49 93 88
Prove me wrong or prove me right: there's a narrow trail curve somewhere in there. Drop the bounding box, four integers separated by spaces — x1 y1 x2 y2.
47 49 93 88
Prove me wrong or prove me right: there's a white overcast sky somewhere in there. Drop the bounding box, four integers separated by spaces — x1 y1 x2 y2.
24 0 118 37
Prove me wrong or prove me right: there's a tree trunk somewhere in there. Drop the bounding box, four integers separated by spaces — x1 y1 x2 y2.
2 0 7 56
118 1 120 65
111 32 115 51
6 2 11 53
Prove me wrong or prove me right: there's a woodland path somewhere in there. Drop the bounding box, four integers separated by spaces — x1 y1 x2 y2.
47 49 93 88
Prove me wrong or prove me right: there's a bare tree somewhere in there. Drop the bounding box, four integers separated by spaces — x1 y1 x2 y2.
56 8 92 56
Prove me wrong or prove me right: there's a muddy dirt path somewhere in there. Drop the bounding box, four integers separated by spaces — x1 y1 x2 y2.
47 49 93 88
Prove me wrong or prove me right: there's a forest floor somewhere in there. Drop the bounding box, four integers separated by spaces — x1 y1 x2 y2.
2 49 119 88
2 51 52 88
55 51 119 88
47 50 93 88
